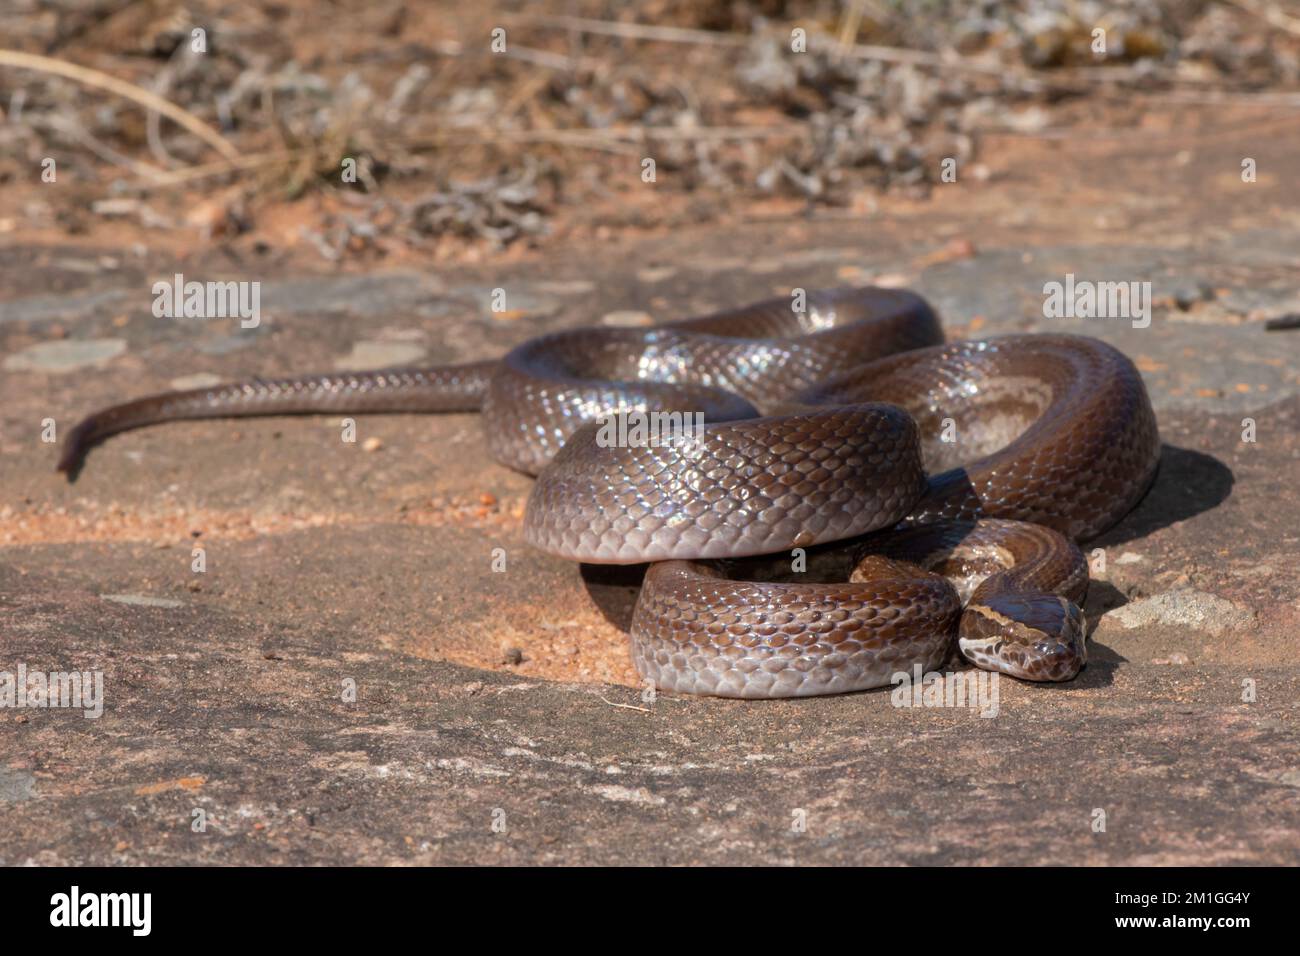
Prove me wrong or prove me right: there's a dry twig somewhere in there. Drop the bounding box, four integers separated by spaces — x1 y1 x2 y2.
599 697 652 713
1225 0 1300 38
0 48 239 160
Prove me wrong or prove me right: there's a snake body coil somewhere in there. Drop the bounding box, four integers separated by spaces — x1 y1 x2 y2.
59 286 1160 698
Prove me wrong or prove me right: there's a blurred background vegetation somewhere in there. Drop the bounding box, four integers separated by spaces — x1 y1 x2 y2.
2 0 1298 261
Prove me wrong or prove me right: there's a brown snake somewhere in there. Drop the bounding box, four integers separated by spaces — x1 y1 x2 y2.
58 286 1161 698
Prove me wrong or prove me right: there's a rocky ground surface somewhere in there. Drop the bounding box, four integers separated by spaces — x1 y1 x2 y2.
1 106 1298 864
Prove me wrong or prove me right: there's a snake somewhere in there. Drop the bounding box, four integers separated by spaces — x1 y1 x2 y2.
57 286 1161 698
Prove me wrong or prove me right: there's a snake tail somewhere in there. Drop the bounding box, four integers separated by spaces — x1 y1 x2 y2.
57 362 497 477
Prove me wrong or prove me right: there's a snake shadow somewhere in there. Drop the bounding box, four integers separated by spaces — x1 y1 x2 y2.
1071 443 1234 689
1074 580 1129 689
1089 443 1234 547
580 563 650 634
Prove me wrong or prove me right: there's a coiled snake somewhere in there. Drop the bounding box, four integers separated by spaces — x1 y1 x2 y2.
59 287 1161 698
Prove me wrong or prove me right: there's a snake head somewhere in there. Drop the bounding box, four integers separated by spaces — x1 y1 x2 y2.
959 591 1086 682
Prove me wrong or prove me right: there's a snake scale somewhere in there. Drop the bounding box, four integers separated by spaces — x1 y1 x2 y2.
59 286 1161 698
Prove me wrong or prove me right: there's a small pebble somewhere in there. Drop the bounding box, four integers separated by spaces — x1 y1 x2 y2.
1174 282 1215 310
102 593 184 608
336 341 426 370
601 310 654 327
3 338 126 373
169 372 224 391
